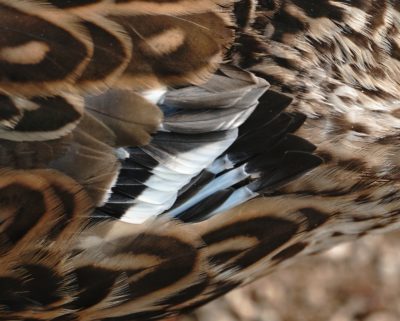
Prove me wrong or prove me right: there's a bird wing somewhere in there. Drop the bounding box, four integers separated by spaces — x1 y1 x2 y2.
4 0 400 320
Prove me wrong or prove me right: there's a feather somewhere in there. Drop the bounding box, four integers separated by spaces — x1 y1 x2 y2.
96 67 277 223
0 64 321 320
85 89 163 147
49 0 232 14
0 0 233 95
0 0 93 96
0 168 92 257
5 1 400 320
166 124 322 222
161 65 269 133
0 93 84 141
49 124 121 206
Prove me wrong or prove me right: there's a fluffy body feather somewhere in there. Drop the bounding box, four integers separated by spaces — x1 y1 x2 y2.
1 0 400 320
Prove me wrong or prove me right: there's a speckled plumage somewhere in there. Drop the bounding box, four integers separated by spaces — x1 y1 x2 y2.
1 1 400 320
239 0 400 250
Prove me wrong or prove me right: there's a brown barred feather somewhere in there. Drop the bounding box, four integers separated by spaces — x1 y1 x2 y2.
1 0 400 320
0 93 84 141
0 0 233 96
112 11 233 90
0 0 93 96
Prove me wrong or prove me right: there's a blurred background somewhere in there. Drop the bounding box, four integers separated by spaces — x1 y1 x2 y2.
182 232 400 321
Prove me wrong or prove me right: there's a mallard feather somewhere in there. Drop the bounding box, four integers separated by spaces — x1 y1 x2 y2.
1 0 400 320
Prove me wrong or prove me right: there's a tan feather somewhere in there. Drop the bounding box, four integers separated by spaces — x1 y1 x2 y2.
0 0 93 96
2 1 400 320
0 0 234 96
85 89 163 147
0 93 84 141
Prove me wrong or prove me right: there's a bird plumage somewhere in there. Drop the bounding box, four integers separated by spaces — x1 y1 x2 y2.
1 0 400 320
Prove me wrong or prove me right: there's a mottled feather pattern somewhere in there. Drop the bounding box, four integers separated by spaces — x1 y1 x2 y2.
0 0 233 142
1 0 400 320
233 0 400 242
0 0 233 96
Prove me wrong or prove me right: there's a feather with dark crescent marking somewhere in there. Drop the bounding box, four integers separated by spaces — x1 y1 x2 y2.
0 93 84 141
7 1 398 320
0 0 234 96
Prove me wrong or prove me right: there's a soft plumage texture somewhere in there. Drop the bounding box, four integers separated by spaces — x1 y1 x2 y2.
85 90 163 147
0 94 84 141
235 0 400 240
213 0 400 265
0 56 320 321
0 0 233 95
2 0 400 320
0 0 232 145
0 1 321 317
95 67 321 224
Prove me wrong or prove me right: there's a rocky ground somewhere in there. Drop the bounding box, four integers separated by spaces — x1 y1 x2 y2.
181 232 400 321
